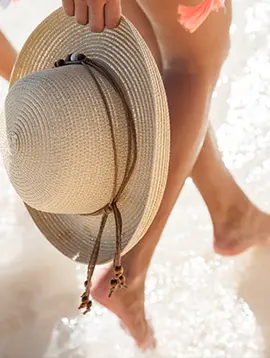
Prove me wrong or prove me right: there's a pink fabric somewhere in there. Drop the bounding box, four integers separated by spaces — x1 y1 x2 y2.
178 0 226 33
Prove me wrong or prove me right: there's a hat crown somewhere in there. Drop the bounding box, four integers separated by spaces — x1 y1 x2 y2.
2 64 130 214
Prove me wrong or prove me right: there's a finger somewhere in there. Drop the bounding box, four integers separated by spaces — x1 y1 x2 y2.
62 0 75 16
87 0 105 32
105 0 121 29
75 0 89 25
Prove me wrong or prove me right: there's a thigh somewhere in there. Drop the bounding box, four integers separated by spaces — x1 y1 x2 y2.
121 0 162 70
137 0 232 72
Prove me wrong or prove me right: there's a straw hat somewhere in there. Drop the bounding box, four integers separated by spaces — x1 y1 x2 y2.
0 7 170 311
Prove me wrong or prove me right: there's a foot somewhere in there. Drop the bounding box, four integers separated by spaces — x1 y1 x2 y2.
213 202 270 256
91 265 156 350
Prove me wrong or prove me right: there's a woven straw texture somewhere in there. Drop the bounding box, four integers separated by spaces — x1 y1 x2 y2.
0 8 170 265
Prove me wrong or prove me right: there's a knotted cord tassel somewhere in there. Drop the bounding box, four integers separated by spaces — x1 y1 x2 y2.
177 0 225 33
54 53 137 311
79 213 109 314
109 204 127 298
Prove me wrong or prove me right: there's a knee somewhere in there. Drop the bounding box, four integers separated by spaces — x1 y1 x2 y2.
163 38 230 84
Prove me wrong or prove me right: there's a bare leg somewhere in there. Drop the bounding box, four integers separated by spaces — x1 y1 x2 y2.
0 31 17 81
92 1 163 349
123 0 270 257
92 0 231 349
93 72 212 349
192 126 270 255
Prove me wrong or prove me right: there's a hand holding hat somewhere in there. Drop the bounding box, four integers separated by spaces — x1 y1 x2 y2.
62 0 121 32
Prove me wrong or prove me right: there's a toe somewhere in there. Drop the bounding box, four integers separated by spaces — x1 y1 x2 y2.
138 322 157 351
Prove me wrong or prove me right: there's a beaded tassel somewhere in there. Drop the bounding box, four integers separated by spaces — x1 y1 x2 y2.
53 53 137 314
108 204 127 298
78 280 93 315
109 265 127 298
78 213 108 315
178 0 225 33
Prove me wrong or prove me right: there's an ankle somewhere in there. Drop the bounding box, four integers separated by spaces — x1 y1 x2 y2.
209 185 251 223
213 199 256 236
121 257 148 285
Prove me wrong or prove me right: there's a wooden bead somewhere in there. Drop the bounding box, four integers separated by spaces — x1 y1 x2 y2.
110 278 118 289
81 295 88 303
114 266 124 276
77 54 86 61
54 59 65 67
87 301 92 309
119 275 126 285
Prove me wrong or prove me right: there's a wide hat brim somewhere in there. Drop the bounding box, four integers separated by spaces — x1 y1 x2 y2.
8 8 170 265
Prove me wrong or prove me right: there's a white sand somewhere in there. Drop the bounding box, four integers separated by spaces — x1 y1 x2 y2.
1 1 270 357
